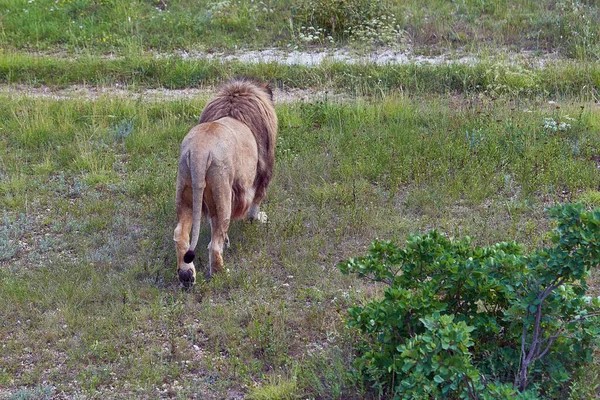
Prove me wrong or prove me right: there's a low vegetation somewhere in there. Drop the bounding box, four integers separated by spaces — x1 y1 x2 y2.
1 0 600 58
1 52 600 101
1 0 600 398
340 203 600 398
1 91 600 398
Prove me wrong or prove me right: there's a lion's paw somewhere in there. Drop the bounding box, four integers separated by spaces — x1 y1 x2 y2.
256 211 268 223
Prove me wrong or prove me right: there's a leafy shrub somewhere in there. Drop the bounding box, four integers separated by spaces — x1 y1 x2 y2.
339 203 600 399
293 0 405 46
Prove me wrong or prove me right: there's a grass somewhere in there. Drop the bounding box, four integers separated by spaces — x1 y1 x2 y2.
1 51 600 100
1 91 599 398
1 0 600 397
0 0 599 58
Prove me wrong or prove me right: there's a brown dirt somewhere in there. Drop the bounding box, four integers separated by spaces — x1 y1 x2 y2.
0 84 350 104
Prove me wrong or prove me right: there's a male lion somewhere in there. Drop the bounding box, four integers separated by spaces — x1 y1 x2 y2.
173 79 277 287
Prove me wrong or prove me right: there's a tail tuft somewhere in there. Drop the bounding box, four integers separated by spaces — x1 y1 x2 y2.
184 250 195 264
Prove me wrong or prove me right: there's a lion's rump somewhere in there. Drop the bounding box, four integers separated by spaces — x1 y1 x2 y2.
199 79 278 202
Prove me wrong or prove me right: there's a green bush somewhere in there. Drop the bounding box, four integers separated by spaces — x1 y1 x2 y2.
339 203 600 399
292 0 404 46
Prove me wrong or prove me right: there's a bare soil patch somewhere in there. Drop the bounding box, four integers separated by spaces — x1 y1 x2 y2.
0 84 347 103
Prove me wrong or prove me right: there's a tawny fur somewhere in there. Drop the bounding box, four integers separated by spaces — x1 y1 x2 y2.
173 79 277 284
199 80 277 203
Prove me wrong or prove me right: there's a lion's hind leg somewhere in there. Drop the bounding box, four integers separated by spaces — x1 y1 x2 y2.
209 220 230 249
207 186 232 276
208 215 229 275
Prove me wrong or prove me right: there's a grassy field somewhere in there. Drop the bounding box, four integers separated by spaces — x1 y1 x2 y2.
1 0 599 58
2 0 600 399
2 92 600 398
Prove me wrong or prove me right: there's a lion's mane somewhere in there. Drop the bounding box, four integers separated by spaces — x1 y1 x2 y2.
198 79 278 201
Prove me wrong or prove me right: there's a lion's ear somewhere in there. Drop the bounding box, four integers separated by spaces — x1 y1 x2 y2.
262 82 274 102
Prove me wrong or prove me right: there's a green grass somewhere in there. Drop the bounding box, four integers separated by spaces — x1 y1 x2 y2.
2 2 600 396
1 51 600 100
1 92 599 398
0 0 599 58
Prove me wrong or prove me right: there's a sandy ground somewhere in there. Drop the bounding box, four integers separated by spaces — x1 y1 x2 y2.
151 47 562 67
0 84 348 103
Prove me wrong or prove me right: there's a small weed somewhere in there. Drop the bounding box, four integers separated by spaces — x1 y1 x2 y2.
78 365 113 392
0 369 10 386
0 210 27 262
247 373 298 400
543 115 576 133
112 118 134 141
9 385 54 400
465 128 485 150
484 63 540 96
345 14 407 48
298 25 334 45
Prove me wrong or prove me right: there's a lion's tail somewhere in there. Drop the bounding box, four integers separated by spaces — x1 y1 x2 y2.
183 150 208 264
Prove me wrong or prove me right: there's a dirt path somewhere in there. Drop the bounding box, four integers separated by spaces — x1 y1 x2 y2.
147 47 561 67
0 84 348 103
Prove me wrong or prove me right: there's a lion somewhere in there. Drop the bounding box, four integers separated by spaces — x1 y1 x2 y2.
173 79 278 287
